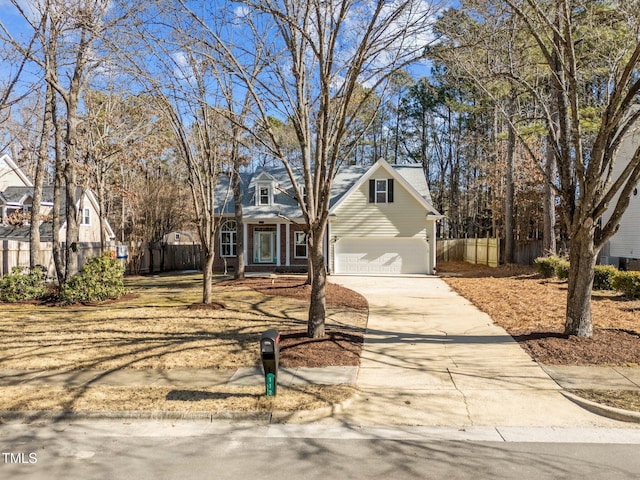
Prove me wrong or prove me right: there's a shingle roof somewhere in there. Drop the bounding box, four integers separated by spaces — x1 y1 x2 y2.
0 223 53 241
1 186 34 204
0 185 83 211
215 161 438 218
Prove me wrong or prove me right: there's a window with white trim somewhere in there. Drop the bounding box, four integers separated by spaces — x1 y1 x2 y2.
80 207 91 225
220 220 237 257
294 231 307 258
375 179 387 203
368 178 394 204
258 186 271 205
295 186 307 207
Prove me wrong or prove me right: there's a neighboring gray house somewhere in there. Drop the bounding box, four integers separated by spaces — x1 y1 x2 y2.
214 159 442 275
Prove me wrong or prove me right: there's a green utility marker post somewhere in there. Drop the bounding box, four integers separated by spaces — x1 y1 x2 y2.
265 373 276 397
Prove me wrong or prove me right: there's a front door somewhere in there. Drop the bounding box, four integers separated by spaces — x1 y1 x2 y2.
254 229 275 263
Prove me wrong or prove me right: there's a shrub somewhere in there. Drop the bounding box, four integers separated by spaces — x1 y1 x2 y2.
593 265 619 291
0 266 47 303
612 271 640 299
534 257 557 278
554 258 570 280
60 253 126 305
534 256 570 279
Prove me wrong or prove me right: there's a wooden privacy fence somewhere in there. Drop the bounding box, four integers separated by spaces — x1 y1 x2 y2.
436 238 465 263
0 240 202 278
0 240 104 278
437 238 543 267
465 237 500 267
136 244 202 274
437 238 500 267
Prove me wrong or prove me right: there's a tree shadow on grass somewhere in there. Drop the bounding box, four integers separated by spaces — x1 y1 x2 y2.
166 390 257 402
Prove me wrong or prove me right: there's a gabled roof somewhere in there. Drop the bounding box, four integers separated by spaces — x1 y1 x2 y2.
0 153 116 240
0 153 33 188
1 186 36 205
329 159 438 214
215 159 440 219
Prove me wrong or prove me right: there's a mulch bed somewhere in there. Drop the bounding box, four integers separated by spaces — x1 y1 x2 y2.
219 276 368 368
278 329 364 368
513 329 640 366
440 262 640 367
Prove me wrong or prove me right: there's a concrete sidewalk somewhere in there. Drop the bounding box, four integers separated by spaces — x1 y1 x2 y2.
320 275 640 428
0 366 358 389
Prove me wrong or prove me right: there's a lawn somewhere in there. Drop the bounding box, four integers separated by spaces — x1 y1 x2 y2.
0 273 367 371
0 272 367 413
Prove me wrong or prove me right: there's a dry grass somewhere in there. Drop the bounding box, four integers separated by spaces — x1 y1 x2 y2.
0 385 356 413
0 272 366 413
570 390 640 413
0 273 366 371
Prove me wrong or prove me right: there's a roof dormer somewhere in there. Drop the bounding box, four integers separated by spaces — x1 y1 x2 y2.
251 171 277 206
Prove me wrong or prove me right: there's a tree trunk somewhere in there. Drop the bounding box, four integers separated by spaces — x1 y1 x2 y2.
30 84 53 269
202 252 215 304
504 101 516 263
307 229 326 338
232 169 245 280
543 138 557 255
64 165 80 279
565 228 597 337
148 245 154 275
97 177 108 253
51 99 65 284
63 101 81 280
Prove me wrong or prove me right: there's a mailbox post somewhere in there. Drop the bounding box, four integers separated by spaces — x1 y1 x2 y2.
260 329 280 396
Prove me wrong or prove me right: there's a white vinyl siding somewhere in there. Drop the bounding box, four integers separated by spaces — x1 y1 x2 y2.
608 189 640 258
331 178 427 239
603 124 640 259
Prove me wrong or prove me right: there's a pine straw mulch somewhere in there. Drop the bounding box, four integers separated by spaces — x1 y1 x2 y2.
219 276 368 368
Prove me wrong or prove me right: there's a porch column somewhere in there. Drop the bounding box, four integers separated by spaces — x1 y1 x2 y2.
243 223 248 265
285 223 290 266
427 216 438 274
276 223 281 266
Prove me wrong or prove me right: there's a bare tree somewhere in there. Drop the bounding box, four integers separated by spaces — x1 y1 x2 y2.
126 5 239 303
1 0 141 280
500 0 640 336
182 0 442 337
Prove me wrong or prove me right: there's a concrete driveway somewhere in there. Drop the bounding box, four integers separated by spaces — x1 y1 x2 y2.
324 275 629 428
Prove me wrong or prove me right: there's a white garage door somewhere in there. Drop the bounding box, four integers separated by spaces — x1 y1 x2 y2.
334 237 429 274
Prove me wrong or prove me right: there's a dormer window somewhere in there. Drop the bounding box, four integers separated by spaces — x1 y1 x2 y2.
295 186 307 207
258 186 271 205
